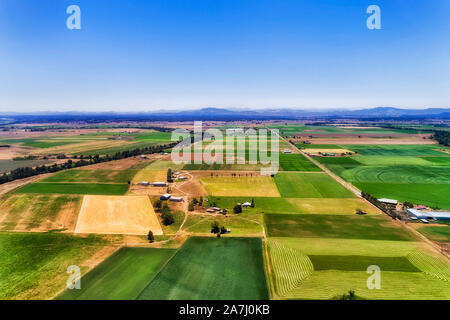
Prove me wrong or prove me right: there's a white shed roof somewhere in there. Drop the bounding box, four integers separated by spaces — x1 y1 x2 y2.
378 198 398 205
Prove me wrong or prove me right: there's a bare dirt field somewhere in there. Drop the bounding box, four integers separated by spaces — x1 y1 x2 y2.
75 195 163 235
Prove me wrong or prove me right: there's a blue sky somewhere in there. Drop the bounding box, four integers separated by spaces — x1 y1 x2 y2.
0 0 449 112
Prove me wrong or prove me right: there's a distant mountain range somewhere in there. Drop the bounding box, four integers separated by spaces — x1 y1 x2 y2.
1 107 450 122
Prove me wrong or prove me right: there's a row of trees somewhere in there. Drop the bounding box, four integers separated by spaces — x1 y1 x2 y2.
361 191 398 218
433 131 450 147
0 142 178 185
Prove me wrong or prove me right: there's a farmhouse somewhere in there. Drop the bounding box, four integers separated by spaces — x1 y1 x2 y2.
153 182 167 187
160 193 171 200
169 196 183 202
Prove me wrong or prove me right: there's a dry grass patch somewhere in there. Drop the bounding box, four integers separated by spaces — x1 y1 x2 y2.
286 198 381 215
75 195 162 235
200 175 280 197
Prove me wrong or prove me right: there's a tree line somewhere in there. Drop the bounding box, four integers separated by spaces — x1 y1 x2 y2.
0 142 178 185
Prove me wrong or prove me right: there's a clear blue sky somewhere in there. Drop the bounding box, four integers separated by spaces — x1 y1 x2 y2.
0 0 449 112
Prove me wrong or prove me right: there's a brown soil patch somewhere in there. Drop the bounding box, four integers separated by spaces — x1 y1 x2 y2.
75 195 163 235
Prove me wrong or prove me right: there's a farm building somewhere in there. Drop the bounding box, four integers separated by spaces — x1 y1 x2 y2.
140 181 150 186
178 176 187 180
160 193 171 200
153 182 167 187
169 196 183 202
378 198 398 210
242 202 252 207
407 209 450 221
283 149 292 154
206 208 216 213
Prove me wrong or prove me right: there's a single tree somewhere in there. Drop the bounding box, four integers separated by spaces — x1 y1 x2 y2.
251 198 255 208
233 204 242 214
188 201 195 211
147 230 154 243
155 199 162 211
167 168 173 182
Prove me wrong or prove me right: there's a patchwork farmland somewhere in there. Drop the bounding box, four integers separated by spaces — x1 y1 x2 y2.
0 124 449 300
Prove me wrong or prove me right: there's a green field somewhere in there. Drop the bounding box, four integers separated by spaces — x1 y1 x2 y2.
420 156 450 165
137 237 269 300
341 144 448 156
57 248 176 300
265 214 415 241
267 238 450 299
0 232 109 300
279 153 321 171
16 182 129 195
41 169 137 184
354 156 434 166
339 165 450 184
274 172 354 198
416 225 450 242
182 213 263 236
355 183 450 209
308 255 420 272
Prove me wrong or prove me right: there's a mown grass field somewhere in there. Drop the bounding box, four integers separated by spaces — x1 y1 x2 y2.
57 248 176 300
416 225 450 242
207 196 378 215
267 237 450 299
0 194 81 231
137 237 269 300
0 232 110 300
274 172 354 198
41 169 137 184
16 182 129 195
354 183 450 209
265 214 415 241
279 153 321 171
341 144 448 156
182 213 263 236
200 175 280 197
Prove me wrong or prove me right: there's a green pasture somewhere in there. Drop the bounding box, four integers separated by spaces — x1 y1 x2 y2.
279 153 321 171
355 183 450 209
57 248 176 300
41 169 137 184
16 182 129 195
274 172 354 198
265 214 416 241
0 232 109 300
137 237 269 300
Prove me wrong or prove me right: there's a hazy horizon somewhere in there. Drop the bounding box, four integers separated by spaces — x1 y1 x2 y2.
1 0 449 112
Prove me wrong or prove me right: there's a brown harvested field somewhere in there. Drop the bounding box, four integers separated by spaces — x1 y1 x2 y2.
34 139 131 155
75 195 163 235
0 145 32 160
177 177 208 197
0 194 82 232
76 156 159 171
